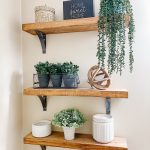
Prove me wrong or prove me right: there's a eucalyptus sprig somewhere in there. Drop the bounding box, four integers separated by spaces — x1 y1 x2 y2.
97 0 135 75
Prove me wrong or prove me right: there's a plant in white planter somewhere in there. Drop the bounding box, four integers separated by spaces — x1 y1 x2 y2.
52 108 86 140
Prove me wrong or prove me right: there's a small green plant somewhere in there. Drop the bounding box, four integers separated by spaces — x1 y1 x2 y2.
61 62 79 74
52 108 86 128
34 61 50 75
49 63 62 75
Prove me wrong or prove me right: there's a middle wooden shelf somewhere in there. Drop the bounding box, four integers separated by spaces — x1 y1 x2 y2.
24 87 128 113
24 87 128 98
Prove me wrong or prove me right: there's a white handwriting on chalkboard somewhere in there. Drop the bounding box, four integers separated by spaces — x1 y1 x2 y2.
70 2 86 19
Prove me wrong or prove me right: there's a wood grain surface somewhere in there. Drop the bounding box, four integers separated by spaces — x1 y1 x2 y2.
22 17 98 35
24 131 128 150
24 87 128 98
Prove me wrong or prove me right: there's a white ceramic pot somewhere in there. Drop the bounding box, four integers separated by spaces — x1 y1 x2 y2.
93 114 114 143
63 127 75 140
32 120 51 137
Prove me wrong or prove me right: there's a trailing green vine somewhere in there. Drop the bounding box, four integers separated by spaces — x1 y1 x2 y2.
97 0 135 75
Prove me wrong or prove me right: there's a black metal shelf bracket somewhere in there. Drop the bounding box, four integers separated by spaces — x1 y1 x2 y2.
105 97 111 115
40 145 46 150
38 96 47 111
35 30 46 54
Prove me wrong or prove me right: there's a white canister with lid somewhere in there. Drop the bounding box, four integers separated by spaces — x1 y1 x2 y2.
32 120 51 137
93 114 114 143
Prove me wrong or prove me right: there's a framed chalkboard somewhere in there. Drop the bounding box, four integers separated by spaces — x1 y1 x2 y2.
63 0 94 20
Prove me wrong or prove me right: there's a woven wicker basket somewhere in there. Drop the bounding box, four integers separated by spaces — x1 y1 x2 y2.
35 5 55 23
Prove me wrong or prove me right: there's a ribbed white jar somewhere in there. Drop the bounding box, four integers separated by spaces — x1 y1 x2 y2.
32 120 51 137
93 114 114 143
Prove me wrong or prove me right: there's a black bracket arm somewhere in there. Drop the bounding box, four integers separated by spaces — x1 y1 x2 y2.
105 97 111 115
38 96 47 111
35 30 46 54
40 145 46 150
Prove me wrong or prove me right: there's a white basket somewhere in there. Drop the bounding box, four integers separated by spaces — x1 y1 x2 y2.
32 120 51 137
35 5 55 23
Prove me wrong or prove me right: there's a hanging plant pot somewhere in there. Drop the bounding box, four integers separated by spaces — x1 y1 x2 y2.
97 0 135 75
50 74 62 88
63 74 79 88
63 127 75 140
38 74 50 88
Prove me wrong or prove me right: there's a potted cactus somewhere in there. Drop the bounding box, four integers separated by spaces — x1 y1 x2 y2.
52 108 86 140
61 62 79 88
49 63 62 88
34 61 50 88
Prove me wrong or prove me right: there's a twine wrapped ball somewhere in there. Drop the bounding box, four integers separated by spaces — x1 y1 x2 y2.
88 65 110 90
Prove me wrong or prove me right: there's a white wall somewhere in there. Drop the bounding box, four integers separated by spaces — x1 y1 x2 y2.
0 0 22 150
22 0 150 150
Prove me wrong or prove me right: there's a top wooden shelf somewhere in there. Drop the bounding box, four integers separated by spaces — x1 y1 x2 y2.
22 17 98 35
24 88 128 98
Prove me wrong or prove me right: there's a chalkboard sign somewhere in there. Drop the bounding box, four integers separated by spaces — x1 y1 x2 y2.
63 0 94 20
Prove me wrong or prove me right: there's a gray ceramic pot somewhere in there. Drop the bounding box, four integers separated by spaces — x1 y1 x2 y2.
38 74 50 88
51 74 62 88
63 74 79 88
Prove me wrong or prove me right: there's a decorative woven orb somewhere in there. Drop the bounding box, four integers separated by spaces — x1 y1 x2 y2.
88 65 110 90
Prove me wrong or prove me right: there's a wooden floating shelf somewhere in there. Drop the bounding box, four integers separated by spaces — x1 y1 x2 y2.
22 17 98 35
24 88 128 98
24 131 128 150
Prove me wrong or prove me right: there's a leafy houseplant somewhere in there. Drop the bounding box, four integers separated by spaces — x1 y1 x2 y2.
49 63 62 88
52 108 86 140
34 61 50 88
61 62 79 88
97 0 135 75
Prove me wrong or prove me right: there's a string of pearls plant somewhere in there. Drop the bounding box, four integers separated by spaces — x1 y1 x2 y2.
97 0 135 75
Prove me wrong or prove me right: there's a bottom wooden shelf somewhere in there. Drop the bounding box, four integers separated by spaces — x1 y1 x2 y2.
24 131 128 150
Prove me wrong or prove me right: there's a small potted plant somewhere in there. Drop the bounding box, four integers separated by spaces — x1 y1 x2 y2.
52 108 86 140
34 61 50 88
49 63 62 88
61 62 79 88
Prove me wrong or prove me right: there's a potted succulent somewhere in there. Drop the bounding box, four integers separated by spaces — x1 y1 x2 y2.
49 63 62 88
97 0 135 75
34 61 50 88
61 62 79 88
52 108 86 140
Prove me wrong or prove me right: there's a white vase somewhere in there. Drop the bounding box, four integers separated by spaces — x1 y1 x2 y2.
63 127 75 140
